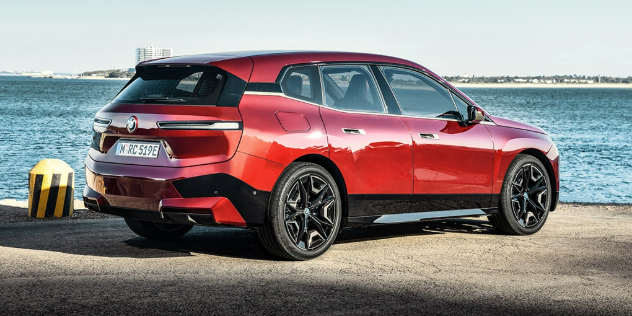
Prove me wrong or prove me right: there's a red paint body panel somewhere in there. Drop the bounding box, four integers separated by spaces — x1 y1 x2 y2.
547 143 560 191
399 118 495 194
320 108 413 194
86 150 284 195
237 95 328 165
489 116 547 135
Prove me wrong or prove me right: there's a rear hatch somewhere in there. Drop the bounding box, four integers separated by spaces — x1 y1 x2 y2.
89 64 249 167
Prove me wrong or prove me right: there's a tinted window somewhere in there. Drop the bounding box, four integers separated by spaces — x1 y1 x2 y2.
321 65 385 113
280 66 322 104
380 66 459 119
113 65 228 105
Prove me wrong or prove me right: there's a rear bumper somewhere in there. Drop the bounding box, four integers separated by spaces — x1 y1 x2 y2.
82 152 282 227
84 186 247 227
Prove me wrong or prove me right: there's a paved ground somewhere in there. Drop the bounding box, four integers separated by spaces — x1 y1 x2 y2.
0 203 631 315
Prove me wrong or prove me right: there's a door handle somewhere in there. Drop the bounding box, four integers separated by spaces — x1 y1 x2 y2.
342 128 366 135
419 133 439 139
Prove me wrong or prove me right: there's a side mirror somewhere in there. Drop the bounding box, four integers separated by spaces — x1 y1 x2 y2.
467 105 485 123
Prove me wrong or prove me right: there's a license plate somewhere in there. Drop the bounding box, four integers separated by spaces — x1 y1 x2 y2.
115 141 160 158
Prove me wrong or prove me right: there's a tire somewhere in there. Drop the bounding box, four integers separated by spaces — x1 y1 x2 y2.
124 218 193 240
257 162 342 260
489 154 552 235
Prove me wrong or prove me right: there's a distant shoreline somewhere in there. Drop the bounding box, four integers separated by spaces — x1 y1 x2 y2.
0 74 129 81
450 82 632 88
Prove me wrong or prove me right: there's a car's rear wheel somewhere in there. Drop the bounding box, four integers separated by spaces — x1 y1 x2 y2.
124 218 193 240
257 162 342 260
489 154 552 235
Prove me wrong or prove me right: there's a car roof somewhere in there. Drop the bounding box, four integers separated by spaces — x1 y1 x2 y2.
139 50 424 69
137 51 475 105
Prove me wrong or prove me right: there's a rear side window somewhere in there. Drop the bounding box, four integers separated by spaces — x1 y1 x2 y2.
113 65 245 106
321 65 385 113
280 66 322 104
380 66 459 119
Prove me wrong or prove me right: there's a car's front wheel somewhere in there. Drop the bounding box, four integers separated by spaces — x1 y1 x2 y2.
257 162 342 260
489 154 552 235
124 218 193 240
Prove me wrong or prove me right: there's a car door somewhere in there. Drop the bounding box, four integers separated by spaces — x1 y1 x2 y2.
378 66 495 212
319 65 413 217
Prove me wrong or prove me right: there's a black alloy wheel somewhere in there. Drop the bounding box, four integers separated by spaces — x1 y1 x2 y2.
489 154 552 235
284 174 337 250
257 162 342 260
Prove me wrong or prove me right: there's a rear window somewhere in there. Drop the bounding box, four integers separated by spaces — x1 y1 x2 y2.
113 65 245 106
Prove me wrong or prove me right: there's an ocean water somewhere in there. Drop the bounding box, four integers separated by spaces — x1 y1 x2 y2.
0 76 630 203
461 87 632 204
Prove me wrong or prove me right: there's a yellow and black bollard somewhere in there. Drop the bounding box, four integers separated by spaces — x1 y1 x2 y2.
28 159 75 218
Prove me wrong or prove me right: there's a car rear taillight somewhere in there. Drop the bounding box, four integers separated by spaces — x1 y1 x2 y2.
91 117 111 152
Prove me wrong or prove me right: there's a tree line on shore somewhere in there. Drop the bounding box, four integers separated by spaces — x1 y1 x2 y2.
444 75 632 84
81 69 135 78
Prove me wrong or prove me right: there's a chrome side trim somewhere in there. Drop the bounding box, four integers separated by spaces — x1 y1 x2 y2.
342 128 366 135
157 121 241 130
373 209 488 224
419 133 439 139
243 91 284 96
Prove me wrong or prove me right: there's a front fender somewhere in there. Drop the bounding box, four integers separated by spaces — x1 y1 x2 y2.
485 125 554 194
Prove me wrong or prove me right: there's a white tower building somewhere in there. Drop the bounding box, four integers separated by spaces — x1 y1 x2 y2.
135 46 173 64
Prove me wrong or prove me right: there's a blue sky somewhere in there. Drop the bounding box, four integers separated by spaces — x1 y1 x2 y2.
1 0 630 76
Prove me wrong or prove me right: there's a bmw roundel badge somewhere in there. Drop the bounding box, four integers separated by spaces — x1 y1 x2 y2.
127 116 138 133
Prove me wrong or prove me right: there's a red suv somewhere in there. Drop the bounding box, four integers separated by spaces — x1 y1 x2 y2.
84 51 559 260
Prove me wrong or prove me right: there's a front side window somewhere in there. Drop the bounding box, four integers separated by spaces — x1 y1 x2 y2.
113 65 226 106
280 66 322 104
380 66 459 119
321 65 385 113
450 92 470 119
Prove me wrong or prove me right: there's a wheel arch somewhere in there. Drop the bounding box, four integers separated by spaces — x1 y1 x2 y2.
293 154 349 224
519 148 559 212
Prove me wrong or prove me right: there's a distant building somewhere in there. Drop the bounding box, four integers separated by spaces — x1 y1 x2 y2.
135 46 173 64
497 79 504 83
514 78 527 83
529 79 539 83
